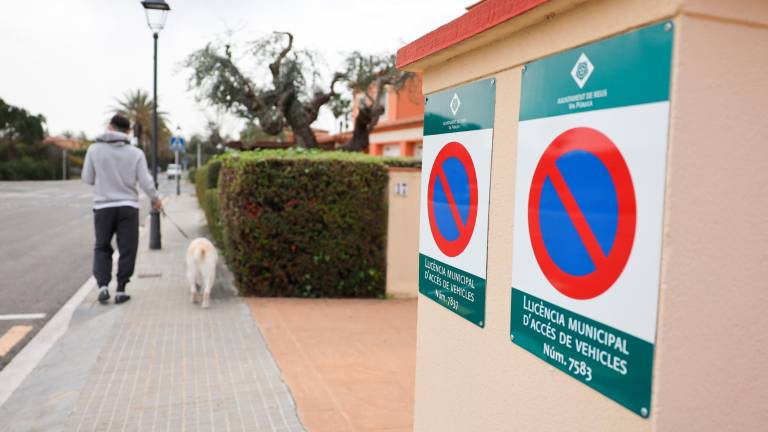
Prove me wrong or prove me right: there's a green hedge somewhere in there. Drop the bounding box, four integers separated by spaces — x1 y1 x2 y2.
0 157 57 180
380 156 421 169
194 159 221 200
203 188 223 245
194 158 225 246
187 167 197 184
218 149 388 298
195 165 208 203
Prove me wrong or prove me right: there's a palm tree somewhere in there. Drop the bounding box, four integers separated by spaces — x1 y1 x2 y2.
112 89 174 164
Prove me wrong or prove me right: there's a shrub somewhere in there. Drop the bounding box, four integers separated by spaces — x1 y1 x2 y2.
206 160 222 188
188 167 197 184
218 149 388 298
380 156 421 169
0 157 57 180
203 188 223 246
195 164 208 203
194 159 225 247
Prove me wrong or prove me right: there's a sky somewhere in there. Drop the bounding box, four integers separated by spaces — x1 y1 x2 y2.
0 0 470 140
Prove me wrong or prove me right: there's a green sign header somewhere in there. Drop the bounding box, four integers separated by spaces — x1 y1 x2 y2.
424 78 496 136
520 22 673 121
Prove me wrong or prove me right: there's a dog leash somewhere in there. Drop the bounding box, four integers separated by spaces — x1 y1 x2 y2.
160 208 191 240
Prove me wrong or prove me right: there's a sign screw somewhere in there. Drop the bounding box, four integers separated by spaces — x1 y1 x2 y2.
510 334 515 340
522 65 527 73
664 22 673 31
479 321 484 327
490 79 495 86
424 97 429 106
641 407 649 417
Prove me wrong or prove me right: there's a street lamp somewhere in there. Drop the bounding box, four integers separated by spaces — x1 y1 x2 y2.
141 0 170 250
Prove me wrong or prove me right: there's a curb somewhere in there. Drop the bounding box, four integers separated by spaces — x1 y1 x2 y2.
0 275 95 408
0 207 154 408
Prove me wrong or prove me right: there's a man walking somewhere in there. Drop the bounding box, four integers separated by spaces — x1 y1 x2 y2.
82 114 162 304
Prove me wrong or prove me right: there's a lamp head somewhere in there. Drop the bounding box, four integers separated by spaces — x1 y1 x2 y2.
141 0 170 34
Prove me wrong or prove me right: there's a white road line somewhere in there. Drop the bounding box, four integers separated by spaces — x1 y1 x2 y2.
0 277 94 408
0 314 47 321
0 220 147 409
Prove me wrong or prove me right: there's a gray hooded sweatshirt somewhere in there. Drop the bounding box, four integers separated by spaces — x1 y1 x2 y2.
82 131 159 209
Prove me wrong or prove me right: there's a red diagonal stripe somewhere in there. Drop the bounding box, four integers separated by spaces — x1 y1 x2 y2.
438 170 466 231
545 162 607 267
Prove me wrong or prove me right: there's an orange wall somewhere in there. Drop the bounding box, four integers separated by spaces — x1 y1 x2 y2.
389 74 424 121
353 74 424 123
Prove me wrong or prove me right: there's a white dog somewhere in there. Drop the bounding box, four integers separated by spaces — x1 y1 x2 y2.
186 237 218 309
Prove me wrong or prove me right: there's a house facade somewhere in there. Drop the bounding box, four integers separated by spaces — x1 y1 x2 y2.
320 74 424 158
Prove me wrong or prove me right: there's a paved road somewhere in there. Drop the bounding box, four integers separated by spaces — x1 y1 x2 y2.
0 176 186 369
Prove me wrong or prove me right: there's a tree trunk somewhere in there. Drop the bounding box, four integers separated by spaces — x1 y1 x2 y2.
339 104 383 152
290 122 318 148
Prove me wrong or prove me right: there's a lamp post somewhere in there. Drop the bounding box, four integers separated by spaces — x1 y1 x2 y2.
141 0 170 250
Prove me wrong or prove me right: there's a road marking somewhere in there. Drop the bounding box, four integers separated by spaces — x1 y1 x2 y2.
0 326 33 357
0 277 95 407
0 218 142 408
0 314 46 321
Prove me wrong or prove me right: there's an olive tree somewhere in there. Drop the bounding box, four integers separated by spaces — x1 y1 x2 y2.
185 33 413 152
335 52 413 152
185 32 341 148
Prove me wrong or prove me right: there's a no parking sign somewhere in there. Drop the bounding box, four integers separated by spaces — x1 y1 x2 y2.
419 78 495 328
511 23 673 417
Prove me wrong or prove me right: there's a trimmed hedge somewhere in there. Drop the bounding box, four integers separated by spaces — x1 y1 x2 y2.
380 156 421 169
203 188 223 245
219 149 388 298
194 158 225 246
0 157 57 180
195 159 221 200
195 165 207 203
187 167 197 184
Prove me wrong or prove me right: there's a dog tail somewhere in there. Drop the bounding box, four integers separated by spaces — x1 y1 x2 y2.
193 245 206 262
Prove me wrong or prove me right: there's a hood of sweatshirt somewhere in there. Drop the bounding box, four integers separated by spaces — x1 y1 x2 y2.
95 131 131 146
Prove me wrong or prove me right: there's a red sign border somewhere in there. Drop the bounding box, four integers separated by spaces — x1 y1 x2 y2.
528 127 636 300
428 141 479 257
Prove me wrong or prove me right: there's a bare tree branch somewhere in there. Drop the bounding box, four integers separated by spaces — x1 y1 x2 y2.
269 32 294 87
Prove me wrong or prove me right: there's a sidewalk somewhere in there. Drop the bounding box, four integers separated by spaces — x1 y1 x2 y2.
247 298 417 432
0 192 304 431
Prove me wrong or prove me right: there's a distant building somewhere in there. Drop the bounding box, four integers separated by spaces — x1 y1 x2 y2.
44 136 87 151
320 74 425 158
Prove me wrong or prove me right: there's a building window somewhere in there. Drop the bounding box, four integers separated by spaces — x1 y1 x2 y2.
414 143 423 159
383 143 400 157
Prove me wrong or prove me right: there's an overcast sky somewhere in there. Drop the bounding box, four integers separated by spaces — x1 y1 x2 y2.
0 0 469 140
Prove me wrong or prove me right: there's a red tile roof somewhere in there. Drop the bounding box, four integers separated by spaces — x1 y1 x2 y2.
396 0 549 69
44 136 86 151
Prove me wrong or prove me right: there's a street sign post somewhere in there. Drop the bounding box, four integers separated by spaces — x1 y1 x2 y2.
170 135 185 195
510 22 673 417
419 78 495 328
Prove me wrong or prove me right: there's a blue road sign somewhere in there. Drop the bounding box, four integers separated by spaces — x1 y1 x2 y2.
170 136 186 152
